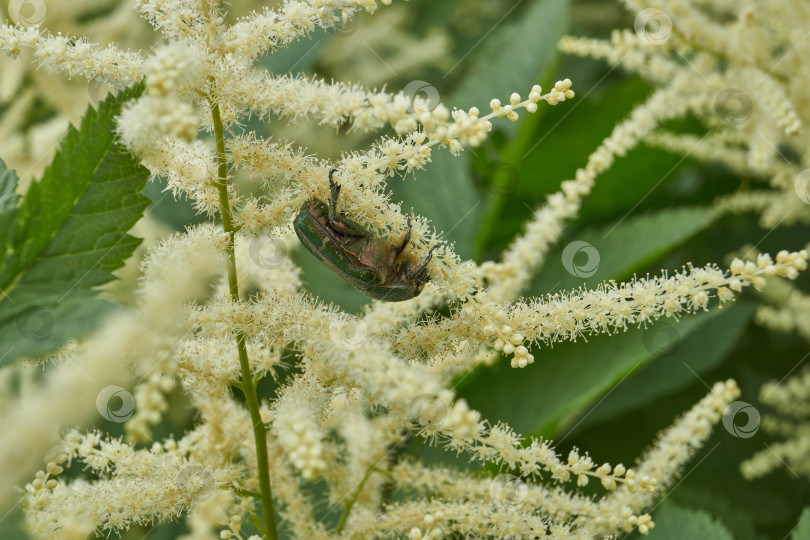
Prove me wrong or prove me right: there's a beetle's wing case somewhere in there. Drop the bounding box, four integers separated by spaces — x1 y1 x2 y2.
293 192 431 302
294 198 380 289
364 281 423 302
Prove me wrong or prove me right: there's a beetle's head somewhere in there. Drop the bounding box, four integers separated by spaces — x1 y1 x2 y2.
397 258 430 290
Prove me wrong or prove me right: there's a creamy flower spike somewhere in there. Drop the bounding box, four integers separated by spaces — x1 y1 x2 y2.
1 0 807 539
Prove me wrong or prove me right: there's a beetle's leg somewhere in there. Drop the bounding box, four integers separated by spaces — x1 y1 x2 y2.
394 217 412 258
406 244 438 279
326 169 370 239
328 169 340 225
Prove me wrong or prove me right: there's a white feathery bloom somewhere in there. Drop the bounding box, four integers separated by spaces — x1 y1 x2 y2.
381 381 736 536
223 0 392 62
24 429 238 537
144 42 210 97
272 378 328 481
4 1 809 539
560 0 810 238
0 25 144 87
397 251 808 368
117 97 199 152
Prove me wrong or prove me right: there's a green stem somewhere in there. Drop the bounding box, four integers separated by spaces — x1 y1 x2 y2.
335 464 377 534
232 487 263 499
210 97 279 540
252 514 268 538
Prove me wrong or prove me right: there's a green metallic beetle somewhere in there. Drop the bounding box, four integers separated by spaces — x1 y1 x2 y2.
293 170 436 302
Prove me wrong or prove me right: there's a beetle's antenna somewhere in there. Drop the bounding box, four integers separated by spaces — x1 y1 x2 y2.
328 169 340 224
394 217 412 257
407 244 438 278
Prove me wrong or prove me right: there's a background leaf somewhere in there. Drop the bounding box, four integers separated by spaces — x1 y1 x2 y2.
0 83 149 365
793 509 810 540
459 302 738 437
530 206 722 294
646 502 734 540
572 300 755 429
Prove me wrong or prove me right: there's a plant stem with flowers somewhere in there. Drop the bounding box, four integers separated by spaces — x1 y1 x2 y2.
210 94 279 540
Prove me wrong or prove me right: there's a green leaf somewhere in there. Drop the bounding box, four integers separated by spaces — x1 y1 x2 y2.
669 486 759 540
480 77 696 253
531 206 722 294
0 83 149 365
794 509 810 540
573 300 755 428
459 303 727 437
509 78 654 198
391 151 481 261
647 502 733 540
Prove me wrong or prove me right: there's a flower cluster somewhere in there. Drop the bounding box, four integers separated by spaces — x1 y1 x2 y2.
559 0 810 230
556 0 810 506
741 366 810 481
0 1 807 539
